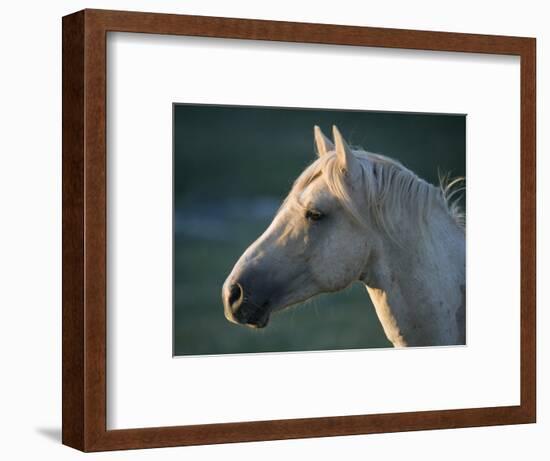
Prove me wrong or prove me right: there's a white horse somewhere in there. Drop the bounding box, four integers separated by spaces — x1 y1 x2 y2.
222 125 465 347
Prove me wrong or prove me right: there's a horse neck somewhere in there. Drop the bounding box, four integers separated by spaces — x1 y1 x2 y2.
361 205 466 347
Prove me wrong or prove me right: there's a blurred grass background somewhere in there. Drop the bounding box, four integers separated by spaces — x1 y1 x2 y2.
173 104 465 356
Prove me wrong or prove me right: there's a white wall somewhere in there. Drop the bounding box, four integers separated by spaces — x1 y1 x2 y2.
0 0 546 459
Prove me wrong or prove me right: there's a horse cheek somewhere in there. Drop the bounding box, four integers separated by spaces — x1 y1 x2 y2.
310 237 350 291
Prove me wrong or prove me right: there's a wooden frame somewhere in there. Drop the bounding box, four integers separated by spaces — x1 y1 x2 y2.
62 9 536 452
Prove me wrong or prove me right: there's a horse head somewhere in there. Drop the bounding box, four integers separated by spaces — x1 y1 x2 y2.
222 126 374 328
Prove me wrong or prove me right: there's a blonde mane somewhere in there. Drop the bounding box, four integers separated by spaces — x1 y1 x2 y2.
288 148 465 239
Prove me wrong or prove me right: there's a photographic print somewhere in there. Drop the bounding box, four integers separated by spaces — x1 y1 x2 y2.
173 104 466 356
62 11 535 450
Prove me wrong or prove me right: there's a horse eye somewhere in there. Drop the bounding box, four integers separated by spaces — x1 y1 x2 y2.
305 209 324 221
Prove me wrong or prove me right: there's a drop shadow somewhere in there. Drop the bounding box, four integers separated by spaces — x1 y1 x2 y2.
36 427 62 443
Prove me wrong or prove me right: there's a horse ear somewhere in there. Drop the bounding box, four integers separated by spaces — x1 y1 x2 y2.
314 125 334 157
333 125 360 178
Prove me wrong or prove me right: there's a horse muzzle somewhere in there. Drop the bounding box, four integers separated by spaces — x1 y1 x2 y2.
222 281 271 329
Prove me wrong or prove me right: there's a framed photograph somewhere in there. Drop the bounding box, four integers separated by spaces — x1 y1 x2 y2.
62 9 536 451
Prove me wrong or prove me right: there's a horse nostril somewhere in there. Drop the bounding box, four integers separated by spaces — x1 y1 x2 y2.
228 283 243 310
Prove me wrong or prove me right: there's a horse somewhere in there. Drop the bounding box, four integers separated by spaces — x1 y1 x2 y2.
222 125 465 347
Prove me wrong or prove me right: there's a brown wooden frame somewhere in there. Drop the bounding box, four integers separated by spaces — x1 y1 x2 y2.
62 8 536 452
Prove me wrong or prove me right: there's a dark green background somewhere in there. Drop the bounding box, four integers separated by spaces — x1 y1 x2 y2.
173 104 465 356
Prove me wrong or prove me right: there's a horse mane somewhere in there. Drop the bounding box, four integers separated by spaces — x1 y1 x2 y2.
288 148 465 239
